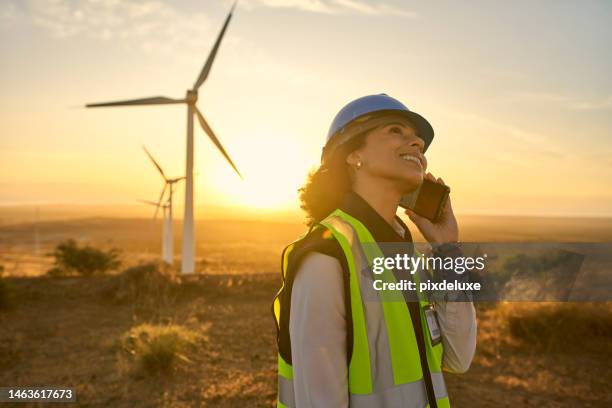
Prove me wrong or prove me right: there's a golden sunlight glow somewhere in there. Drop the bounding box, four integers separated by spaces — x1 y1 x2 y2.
203 132 316 210
1 2 611 218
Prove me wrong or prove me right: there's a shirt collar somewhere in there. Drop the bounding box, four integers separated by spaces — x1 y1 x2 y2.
339 191 413 244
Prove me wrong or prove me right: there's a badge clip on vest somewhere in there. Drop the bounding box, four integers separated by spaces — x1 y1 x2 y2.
424 304 442 346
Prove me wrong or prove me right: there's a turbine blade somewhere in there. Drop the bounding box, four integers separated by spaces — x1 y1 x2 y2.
138 199 160 207
143 146 167 180
168 176 186 183
194 107 243 179
153 183 168 221
86 96 185 108
193 2 236 90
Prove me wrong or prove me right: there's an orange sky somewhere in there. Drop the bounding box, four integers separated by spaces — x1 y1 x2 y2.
1 1 612 217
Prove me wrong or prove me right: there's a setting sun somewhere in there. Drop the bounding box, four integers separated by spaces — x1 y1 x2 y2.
204 131 316 211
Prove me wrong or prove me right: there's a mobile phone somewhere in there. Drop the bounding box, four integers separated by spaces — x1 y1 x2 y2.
399 178 450 222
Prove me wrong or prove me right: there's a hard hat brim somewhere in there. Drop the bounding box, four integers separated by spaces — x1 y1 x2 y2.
330 109 434 151
322 110 435 164
326 94 435 152
395 110 435 152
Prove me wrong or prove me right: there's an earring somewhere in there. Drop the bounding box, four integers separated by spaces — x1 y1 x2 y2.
356 161 362 169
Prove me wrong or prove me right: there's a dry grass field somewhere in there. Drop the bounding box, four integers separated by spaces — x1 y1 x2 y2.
1 214 611 407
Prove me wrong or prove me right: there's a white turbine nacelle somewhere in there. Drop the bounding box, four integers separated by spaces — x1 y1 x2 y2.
186 90 198 104
87 2 242 274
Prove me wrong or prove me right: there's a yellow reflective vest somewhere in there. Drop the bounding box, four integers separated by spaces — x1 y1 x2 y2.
273 209 450 408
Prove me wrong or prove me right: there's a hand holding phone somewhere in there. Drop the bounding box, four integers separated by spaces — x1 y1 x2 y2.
401 173 459 244
399 177 450 222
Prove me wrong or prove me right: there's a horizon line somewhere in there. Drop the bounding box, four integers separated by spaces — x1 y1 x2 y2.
1 202 611 220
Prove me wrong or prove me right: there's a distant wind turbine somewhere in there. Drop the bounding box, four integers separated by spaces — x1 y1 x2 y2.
140 146 185 265
138 199 172 264
86 3 242 273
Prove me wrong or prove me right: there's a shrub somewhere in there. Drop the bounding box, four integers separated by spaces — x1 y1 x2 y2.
500 302 612 353
46 267 64 277
120 324 197 375
49 239 120 276
108 263 178 316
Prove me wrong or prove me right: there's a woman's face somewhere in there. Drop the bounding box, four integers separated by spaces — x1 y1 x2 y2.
348 119 427 192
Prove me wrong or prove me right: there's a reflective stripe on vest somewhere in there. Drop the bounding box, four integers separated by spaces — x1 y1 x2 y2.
276 209 450 407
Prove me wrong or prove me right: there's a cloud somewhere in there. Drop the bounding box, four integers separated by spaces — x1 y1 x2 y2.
510 91 612 111
247 0 417 17
569 95 612 111
7 0 217 53
247 0 335 14
6 0 416 53
0 2 18 27
332 0 417 17
448 110 567 162
3 0 326 90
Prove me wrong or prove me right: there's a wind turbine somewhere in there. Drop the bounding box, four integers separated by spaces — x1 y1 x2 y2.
141 146 185 265
86 3 242 273
139 199 172 264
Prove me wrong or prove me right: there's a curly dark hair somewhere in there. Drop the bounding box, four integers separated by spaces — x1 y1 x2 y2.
299 133 368 226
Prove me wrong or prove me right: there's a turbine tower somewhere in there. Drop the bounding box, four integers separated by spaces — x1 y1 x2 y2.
139 199 171 264
141 146 185 265
86 3 242 273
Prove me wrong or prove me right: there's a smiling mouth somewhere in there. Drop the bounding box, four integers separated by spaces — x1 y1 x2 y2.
399 153 422 169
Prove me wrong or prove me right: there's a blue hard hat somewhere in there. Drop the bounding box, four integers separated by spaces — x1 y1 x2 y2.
326 93 434 152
